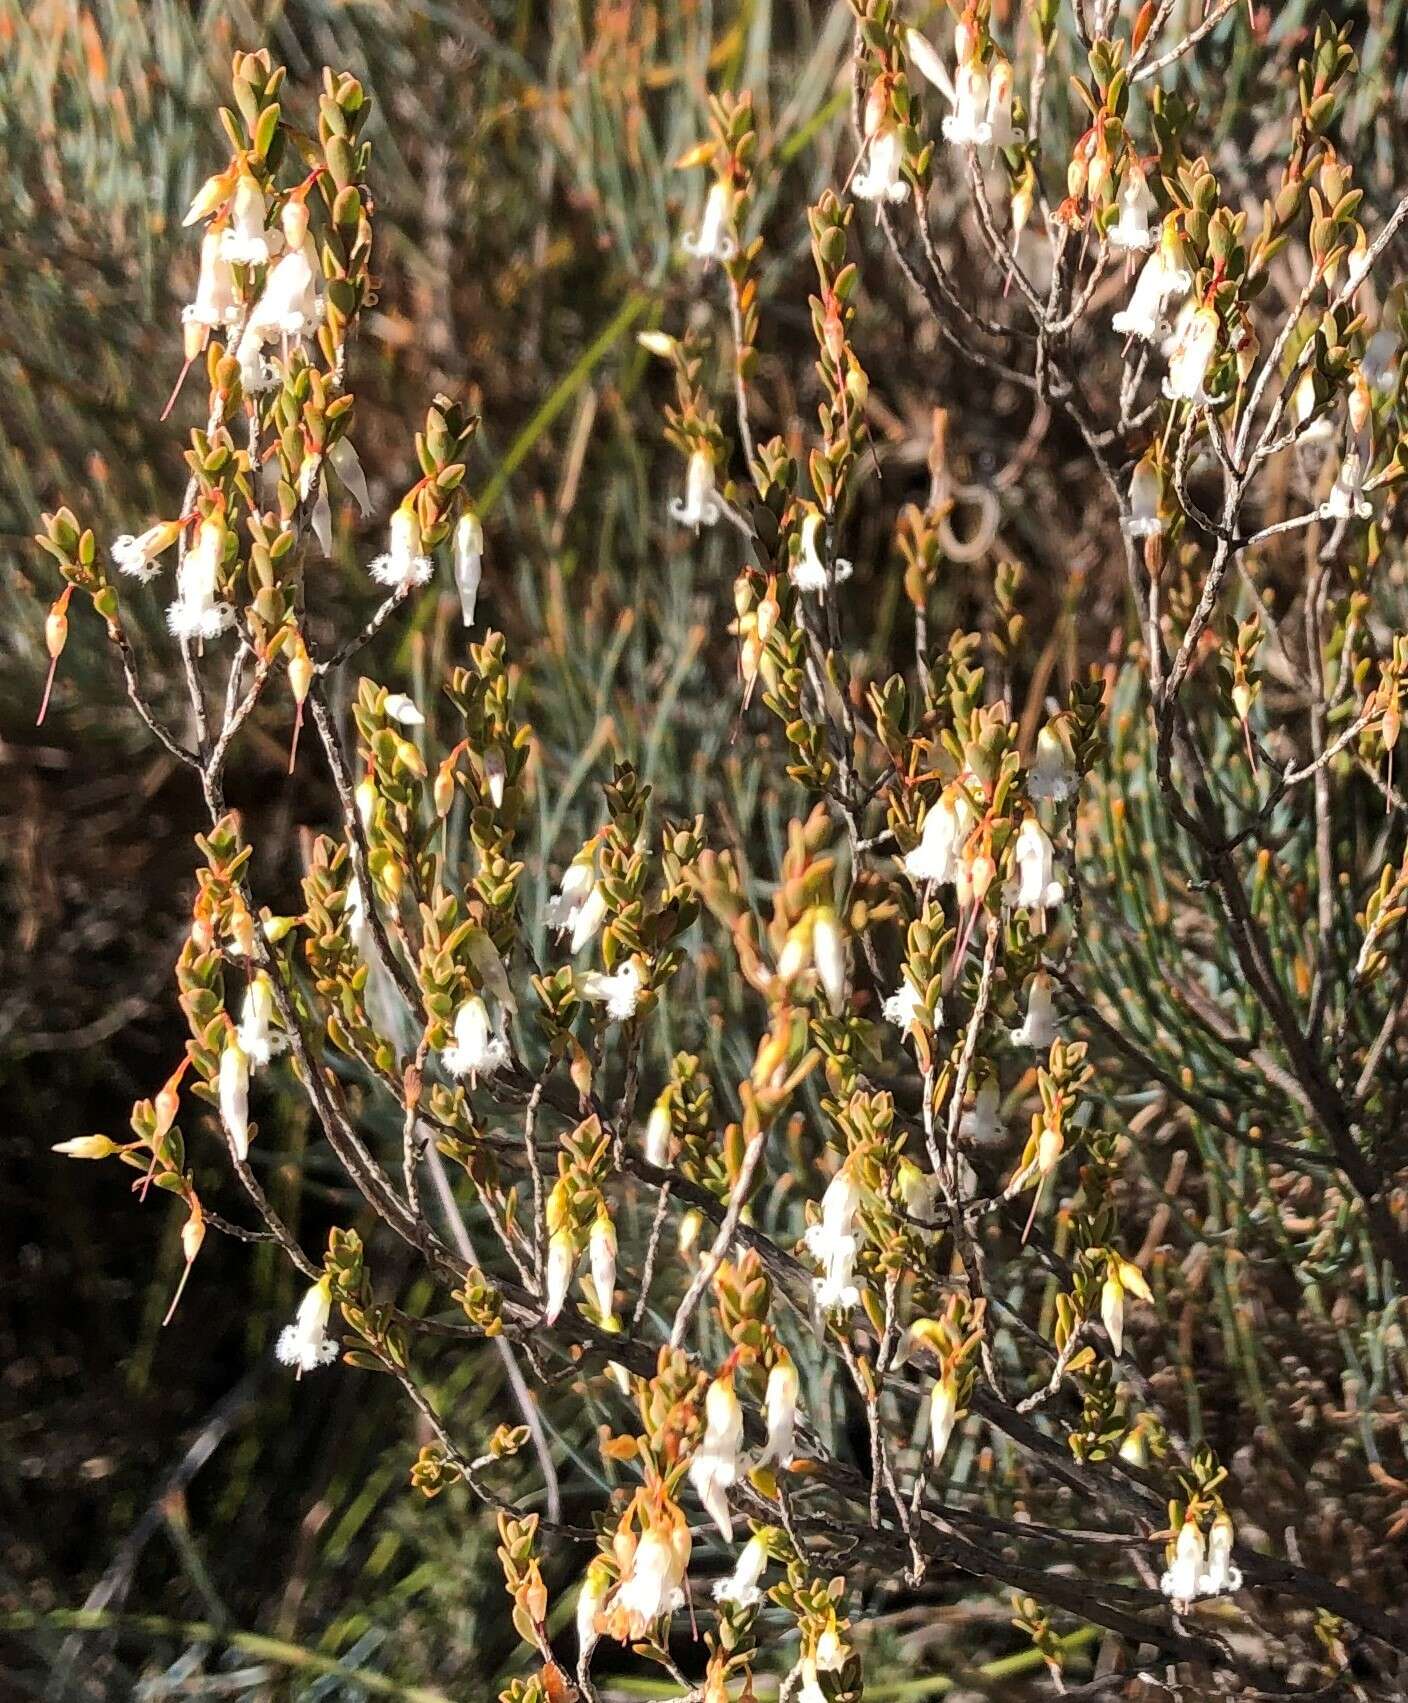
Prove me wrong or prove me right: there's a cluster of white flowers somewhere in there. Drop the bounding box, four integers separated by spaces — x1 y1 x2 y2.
1160 1512 1243 1611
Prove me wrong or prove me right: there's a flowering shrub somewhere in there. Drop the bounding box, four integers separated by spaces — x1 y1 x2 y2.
34 6 1408 1697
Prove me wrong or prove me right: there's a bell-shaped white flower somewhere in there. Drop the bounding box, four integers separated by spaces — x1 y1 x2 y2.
1110 164 1157 254
1199 1512 1243 1598
928 1370 961 1471
688 1372 745 1539
441 994 510 1084
1028 724 1078 803
713 1531 771 1608
237 972 285 1069
248 235 321 340
234 322 276 395
577 1557 611 1655
792 510 854 595
669 449 723 531
804 1163 862 1312
1125 451 1163 539
853 124 908 204
1163 303 1220 405
219 1036 251 1160
221 173 276 266
344 875 408 1045
760 1353 799 1469
644 1087 673 1168
370 504 434 590
276 1275 341 1376
547 851 607 953
810 906 847 1014
984 58 1018 147
1160 1519 1206 1612
959 1075 1003 1147
942 60 992 147
453 511 484 627
682 181 737 264
168 517 234 641
904 789 973 885
1010 969 1057 1049
1007 818 1064 918
589 1210 617 1322
580 958 644 1022
613 1520 688 1638
544 1226 577 1324
1112 222 1191 340
182 230 238 332
112 520 181 584
1321 448 1373 521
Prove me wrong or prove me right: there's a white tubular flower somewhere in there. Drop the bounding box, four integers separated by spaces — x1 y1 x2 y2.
644 1088 673 1168
669 449 723 531
219 1037 251 1160
237 972 284 1069
1125 450 1164 539
182 229 238 332
613 1522 688 1638
960 1075 1003 1147
344 876 407 1043
1008 817 1064 917
903 28 954 101
688 1373 744 1540
804 1163 862 1312
112 520 180 583
853 123 908 204
984 58 1018 147
369 504 433 590
233 322 276 395
1010 969 1057 1049
928 1370 961 1471
557 874 608 955
579 958 644 1022
904 789 972 885
1112 222 1191 340
1102 1269 1127 1356
544 1226 577 1324
798 1623 848 1703
576 1557 612 1654
547 850 598 942
1160 1519 1206 1612
1163 303 1220 404
792 510 854 595
1321 448 1373 521
441 995 510 1084
1110 164 1157 254
589 1210 618 1321
714 1531 770 1608
483 747 507 809
221 173 277 266
308 470 332 557
811 906 847 1014
382 692 424 726
682 181 737 264
882 974 927 1034
276 1275 340 1376
1028 723 1078 803
761 1353 799 1468
249 237 320 340
1199 1512 1243 1598
328 437 373 515
453 511 484 627
942 60 992 147
168 517 234 642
